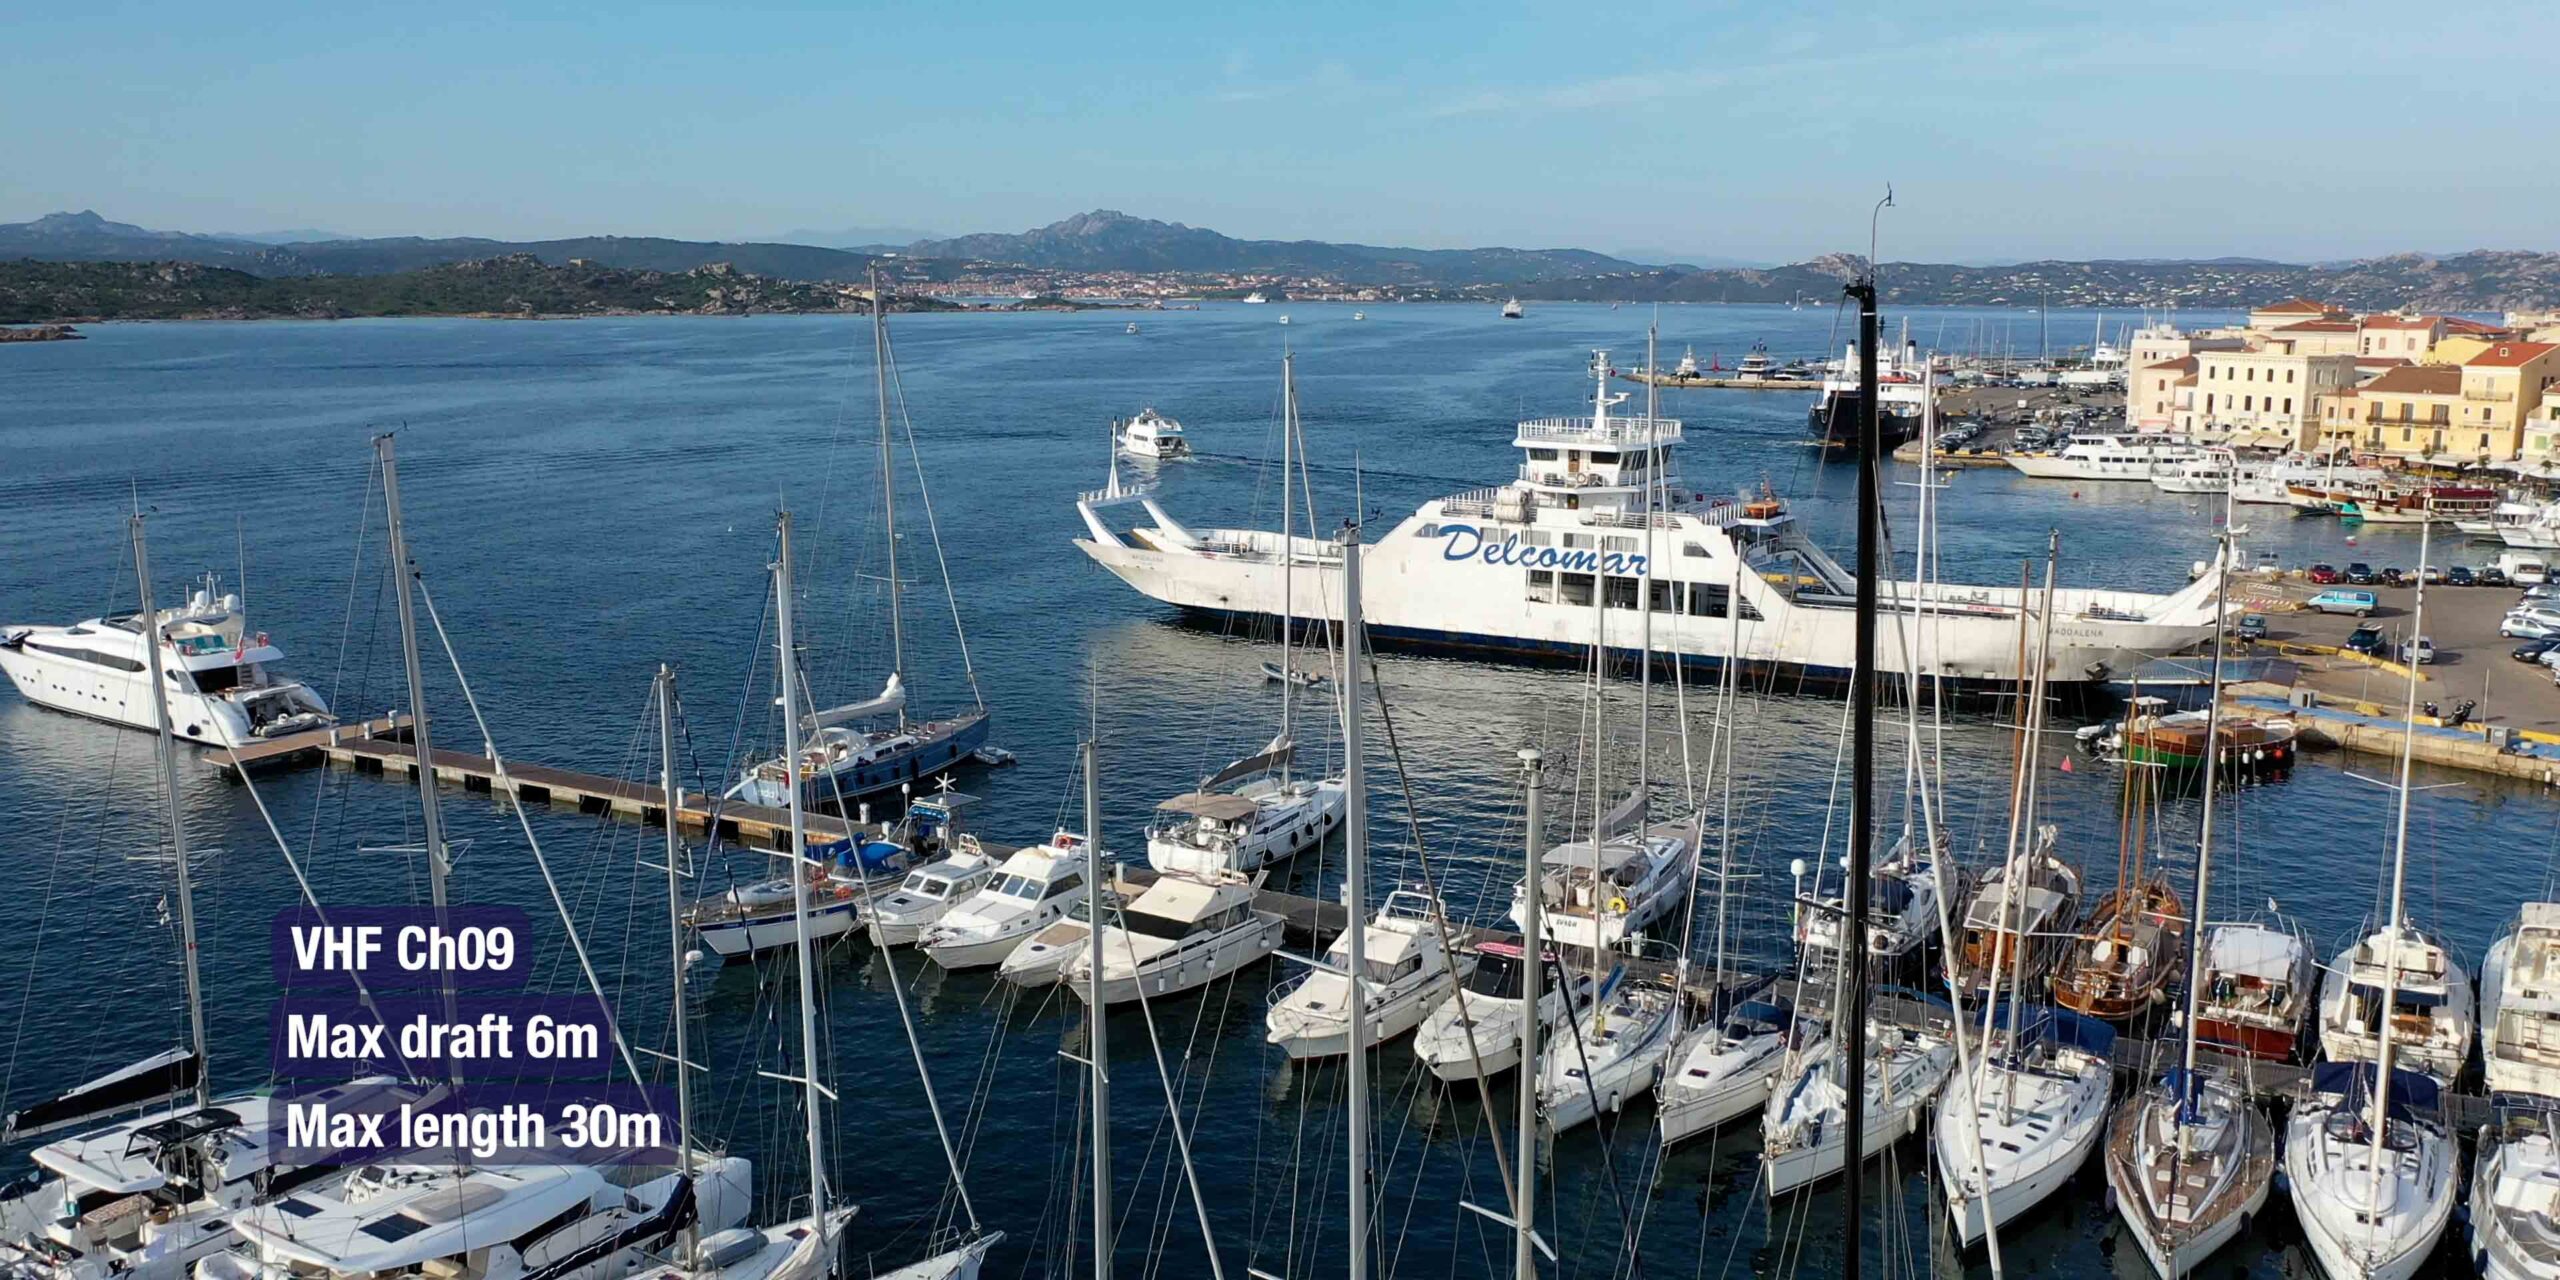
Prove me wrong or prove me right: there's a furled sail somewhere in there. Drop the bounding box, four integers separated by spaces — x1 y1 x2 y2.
806 673 905 730
1201 734 1294 793
3 1047 201 1141
1599 786 1648 838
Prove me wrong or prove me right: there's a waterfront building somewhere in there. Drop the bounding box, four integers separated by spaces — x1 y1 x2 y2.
2173 347 2359 449
2524 387 2560 463
2360 313 2446 360
2269 319 2361 357
2131 356 2196 430
2247 297 2344 331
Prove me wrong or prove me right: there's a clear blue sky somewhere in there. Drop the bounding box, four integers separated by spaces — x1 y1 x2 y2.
5 1 2551 263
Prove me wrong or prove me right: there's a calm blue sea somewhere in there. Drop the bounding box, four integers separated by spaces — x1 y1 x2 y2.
0 304 2545 1279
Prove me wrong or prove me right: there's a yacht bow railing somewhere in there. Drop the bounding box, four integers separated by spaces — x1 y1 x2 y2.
1515 416 1684 447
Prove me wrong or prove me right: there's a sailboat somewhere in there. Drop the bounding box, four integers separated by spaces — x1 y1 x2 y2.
730 269 991 812
1145 352 1346 877
2287 514 2458 1280
1409 942 1609 1081
2103 533 2276 1275
2048 693 2186 1021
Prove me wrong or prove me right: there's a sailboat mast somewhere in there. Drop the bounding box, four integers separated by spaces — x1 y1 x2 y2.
1637 323 1656 807
1339 521 1371 1280
1513 746 1545 1280
1279 352 1296 780
772 512 831 1257
871 267 907 727
1841 278 1881 1274
129 515 209 1110
1083 739 1112 1280
654 665 697 1265
2001 536 2061 1121
2368 511 2430 1194
2175 517 2236 1158
376 434 461 1090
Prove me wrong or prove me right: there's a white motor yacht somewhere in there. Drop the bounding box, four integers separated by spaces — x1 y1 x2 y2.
920 833 1095 970
1537 980 1681 1132
0 575 333 747
1409 943 1607 1081
1797 831 1964 968
2471 1107 2560 1280
998 895 1104 989
1507 823 1696 953
2284 1063 2455 1280
1115 408 1193 461
2152 448 2248 495
2005 433 2198 482
1265 890 1474 1059
196 1156 752 1280
2318 921 2475 1081
2484 903 2560 1098
1146 776 1346 877
1932 1008 2116 1246
865 839 1000 946
1066 872 1284 1005
1656 983 1792 1147
1761 1021 1954 1196
2104 1070 2274 1277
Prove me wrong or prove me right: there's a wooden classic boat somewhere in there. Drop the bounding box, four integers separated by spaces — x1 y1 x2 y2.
2183 922 2316 1062
2051 879 2186 1020
2087 696 2298 774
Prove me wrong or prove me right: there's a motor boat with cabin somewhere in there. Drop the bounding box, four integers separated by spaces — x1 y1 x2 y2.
1807 333 1928 451
1731 344 1774 380
1656 980 1792 1146
2082 699 2299 774
1409 943 1610 1081
194 1154 753 1280
684 792 970 958
2103 1069 2275 1276
1501 298 1523 319
1147 770 1345 877
2005 433 2200 482
2318 921 2476 1081
1796 830 1963 968
2334 486 2500 526
2482 903 2560 1098
997 890 1110 989
1761 1018 1954 1196
1509 821 1695 953
1065 871 1284 1005
2284 1063 2455 1280
2471 1105 2560 1280
1074 354 2228 696
1115 408 1192 461
1932 1006 2116 1246
2182 921 2316 1062
1264 890 1474 1059
0 575 333 747
1537 979 1682 1132
919 832 1095 970
1948 826 2081 1002
2151 447 2251 495
865 834 1000 945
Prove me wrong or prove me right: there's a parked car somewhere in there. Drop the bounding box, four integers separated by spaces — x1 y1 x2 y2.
2446 566 2479 587
2513 636 2560 662
2307 563 2342 584
2522 584 2560 603
2399 635 2436 665
2346 562 2378 585
2236 613 2269 642
2541 648 2560 673
2379 567 2409 587
2344 624 2387 656
2421 565 2447 585
2507 617 2560 640
2482 565 2511 587
2308 589 2378 617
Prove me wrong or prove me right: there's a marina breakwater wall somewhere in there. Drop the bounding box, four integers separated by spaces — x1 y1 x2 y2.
2230 688 2560 785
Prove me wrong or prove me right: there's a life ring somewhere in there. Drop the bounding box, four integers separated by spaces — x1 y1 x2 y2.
834 885 854 900
1608 896 1629 914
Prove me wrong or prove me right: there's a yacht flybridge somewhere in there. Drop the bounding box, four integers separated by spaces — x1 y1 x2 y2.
0 574 332 747
1076 354 2227 693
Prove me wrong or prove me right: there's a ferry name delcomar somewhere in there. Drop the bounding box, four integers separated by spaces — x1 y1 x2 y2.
1435 523 1650 576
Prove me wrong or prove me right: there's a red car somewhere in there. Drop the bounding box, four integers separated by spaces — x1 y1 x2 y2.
2307 563 2342 584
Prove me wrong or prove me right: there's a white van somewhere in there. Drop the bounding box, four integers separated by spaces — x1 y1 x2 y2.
2498 551 2550 585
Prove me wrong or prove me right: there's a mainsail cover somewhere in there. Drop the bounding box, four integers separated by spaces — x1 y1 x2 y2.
1201 735 1294 793
3 1047 201 1141
1599 786 1648 838
806 673 905 730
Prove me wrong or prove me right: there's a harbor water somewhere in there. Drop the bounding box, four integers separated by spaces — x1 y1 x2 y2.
0 304 2544 1278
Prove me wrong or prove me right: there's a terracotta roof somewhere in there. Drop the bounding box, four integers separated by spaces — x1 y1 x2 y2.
2255 297 2333 314
2174 375 2198 387
2444 317 2507 335
2359 314 2440 330
2466 341 2560 368
2143 356 2199 373
2277 320 2357 333
2362 364 2463 395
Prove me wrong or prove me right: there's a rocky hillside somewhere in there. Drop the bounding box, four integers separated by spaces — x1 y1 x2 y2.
906 209 1646 285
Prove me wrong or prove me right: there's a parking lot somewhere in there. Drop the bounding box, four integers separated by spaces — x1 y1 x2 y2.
2249 571 2560 733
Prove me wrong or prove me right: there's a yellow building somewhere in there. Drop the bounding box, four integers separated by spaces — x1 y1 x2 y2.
2267 320 2360 357
2358 314 2443 360
2457 340 2560 460
2523 386 2560 461
2352 364 2467 462
2174 348 2359 448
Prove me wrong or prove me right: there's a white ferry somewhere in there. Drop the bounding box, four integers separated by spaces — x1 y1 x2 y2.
1075 356 2230 693
2006 433 2200 482
0 574 332 747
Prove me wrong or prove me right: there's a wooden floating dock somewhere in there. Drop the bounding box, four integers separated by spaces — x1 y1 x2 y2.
222 725 868 848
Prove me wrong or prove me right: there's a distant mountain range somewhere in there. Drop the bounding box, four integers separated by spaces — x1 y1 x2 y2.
5 208 2556 312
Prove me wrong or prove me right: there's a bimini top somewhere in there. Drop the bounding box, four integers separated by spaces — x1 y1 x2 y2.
1156 792 1262 824
2205 923 2303 984
1963 885 2063 931
1130 873 1252 924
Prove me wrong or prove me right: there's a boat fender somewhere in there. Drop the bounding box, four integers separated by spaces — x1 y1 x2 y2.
1608 897 1629 914
2102 1184 2118 1214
